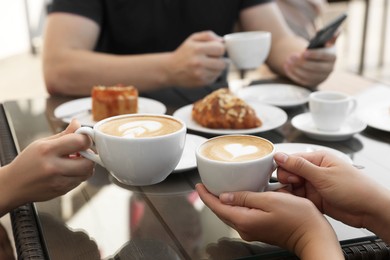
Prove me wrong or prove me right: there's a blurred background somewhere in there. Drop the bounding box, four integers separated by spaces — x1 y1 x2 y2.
1 0 390 102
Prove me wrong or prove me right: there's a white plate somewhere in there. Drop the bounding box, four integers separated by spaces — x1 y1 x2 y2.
54 97 167 126
173 134 207 173
358 102 390 132
291 112 367 141
274 143 353 163
173 103 288 135
237 84 311 108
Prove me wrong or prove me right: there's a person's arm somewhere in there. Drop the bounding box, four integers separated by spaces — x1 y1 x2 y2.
365 188 390 244
196 184 344 260
0 119 94 217
275 151 390 244
239 3 336 89
43 13 226 96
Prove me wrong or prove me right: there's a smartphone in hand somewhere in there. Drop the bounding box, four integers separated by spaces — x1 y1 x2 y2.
307 13 347 49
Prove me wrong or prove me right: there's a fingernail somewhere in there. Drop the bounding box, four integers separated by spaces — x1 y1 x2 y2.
220 193 234 204
274 152 288 164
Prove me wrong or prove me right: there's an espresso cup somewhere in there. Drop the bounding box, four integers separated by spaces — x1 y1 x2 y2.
309 91 357 132
196 135 285 196
223 31 271 70
75 114 186 186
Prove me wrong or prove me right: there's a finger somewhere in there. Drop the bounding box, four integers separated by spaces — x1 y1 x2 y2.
285 54 333 79
43 119 82 141
274 152 324 182
64 118 82 133
198 41 226 57
220 191 282 213
202 56 227 71
284 63 317 88
276 168 304 184
196 184 246 221
295 58 335 74
190 31 223 42
50 133 92 156
303 48 337 62
55 156 95 178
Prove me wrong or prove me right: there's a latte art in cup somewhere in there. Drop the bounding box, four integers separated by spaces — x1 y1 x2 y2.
199 135 273 162
75 114 186 186
196 135 284 196
99 116 183 138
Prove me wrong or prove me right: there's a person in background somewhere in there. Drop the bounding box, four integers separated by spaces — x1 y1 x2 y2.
197 151 390 259
277 0 328 40
0 119 94 217
43 0 336 97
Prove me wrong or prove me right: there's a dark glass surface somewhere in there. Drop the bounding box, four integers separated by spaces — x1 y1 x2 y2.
3 73 390 259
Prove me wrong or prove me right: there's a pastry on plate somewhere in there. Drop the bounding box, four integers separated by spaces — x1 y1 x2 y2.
192 88 262 129
92 85 138 121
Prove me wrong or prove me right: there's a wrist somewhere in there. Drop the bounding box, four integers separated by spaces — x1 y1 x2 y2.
159 52 176 87
294 219 343 260
0 165 17 217
364 187 390 244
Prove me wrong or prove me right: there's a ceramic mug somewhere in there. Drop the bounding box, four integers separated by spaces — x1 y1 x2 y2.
309 91 357 132
224 31 271 70
196 135 285 196
75 114 186 186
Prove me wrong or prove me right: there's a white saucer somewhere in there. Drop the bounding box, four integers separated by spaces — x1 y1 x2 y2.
172 103 287 135
274 143 352 163
291 112 367 141
54 97 167 126
173 134 207 173
358 102 390 132
237 84 311 108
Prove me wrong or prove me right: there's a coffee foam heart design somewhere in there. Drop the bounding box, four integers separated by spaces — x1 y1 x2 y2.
224 143 258 159
119 120 162 138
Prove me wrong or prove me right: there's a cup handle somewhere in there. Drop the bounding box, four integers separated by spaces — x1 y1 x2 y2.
348 97 358 115
75 127 105 167
266 160 287 191
266 182 287 191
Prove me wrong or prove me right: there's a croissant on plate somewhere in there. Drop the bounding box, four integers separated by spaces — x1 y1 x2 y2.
191 88 262 129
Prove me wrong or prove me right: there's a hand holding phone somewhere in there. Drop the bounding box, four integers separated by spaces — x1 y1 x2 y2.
307 13 347 49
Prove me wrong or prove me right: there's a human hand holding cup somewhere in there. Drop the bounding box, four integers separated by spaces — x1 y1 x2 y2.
75 114 186 186
196 135 285 196
309 91 357 132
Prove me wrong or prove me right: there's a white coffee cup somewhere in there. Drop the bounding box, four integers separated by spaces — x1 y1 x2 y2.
224 31 271 70
196 135 285 196
75 114 186 186
309 91 357 132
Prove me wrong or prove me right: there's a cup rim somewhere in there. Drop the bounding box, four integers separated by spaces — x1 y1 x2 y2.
93 113 186 139
309 91 354 104
223 31 271 41
196 134 275 164
310 90 350 99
